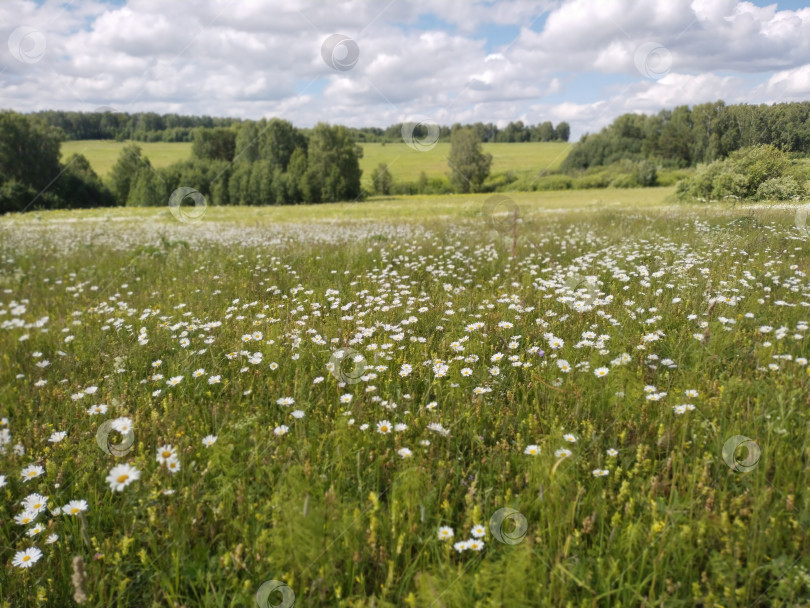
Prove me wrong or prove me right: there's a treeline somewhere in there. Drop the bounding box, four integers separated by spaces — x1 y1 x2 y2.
30 110 570 144
0 111 366 213
112 119 363 207
563 101 810 171
0 112 113 213
31 110 241 142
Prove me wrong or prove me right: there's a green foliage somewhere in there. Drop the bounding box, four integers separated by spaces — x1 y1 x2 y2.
563 101 810 171
370 163 394 195
448 128 492 193
191 127 236 162
56 153 114 208
109 144 150 203
676 144 805 201
304 123 363 202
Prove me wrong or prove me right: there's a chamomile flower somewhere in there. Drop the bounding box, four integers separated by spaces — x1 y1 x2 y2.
273 425 289 436
376 420 392 434
21 464 45 482
437 526 454 541
64 499 88 515
156 445 177 464
524 444 540 455
202 435 217 447
106 463 140 492
12 547 42 569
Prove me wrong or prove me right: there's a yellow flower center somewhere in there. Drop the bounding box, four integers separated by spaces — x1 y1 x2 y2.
71 508 79 514
22 556 30 562
116 474 129 483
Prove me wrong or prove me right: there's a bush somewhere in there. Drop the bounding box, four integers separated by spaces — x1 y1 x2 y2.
535 174 573 190
676 144 804 202
755 176 805 201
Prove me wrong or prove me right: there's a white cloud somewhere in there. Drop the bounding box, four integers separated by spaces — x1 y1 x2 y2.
0 0 808 140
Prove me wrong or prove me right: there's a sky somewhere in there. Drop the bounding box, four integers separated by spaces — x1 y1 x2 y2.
1 0 809 140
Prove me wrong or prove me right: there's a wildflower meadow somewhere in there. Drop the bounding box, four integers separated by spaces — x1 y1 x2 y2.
1 193 809 606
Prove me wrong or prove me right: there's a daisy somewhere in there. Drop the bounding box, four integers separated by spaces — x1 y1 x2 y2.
12 547 42 569
563 434 577 443
594 367 609 378
202 435 217 447
438 526 454 541
111 417 133 434
524 444 540 455
340 394 353 404
15 510 38 526
685 389 699 398
467 539 485 551
23 494 48 513
165 458 181 474
453 540 469 553
276 397 295 407
397 447 413 459
607 448 619 457
376 420 392 434
273 425 289 436
48 431 67 443
156 445 177 464
471 525 486 538
87 404 107 415
394 423 407 432
0 474 6 488
64 499 89 515
192 368 205 378
45 534 59 544
291 410 305 419
592 469 609 477
167 376 183 387
208 375 221 385
21 464 45 482
106 463 140 492
554 448 572 458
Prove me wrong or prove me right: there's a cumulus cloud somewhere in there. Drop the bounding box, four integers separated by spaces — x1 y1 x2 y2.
0 0 808 140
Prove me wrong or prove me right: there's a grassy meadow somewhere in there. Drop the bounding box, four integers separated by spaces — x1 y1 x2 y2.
60 140 571 187
1 190 809 606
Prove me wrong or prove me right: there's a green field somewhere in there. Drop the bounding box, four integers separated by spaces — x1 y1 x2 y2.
61 140 571 186
2 191 809 606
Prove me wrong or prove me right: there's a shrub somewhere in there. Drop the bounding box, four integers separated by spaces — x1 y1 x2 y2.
755 176 805 201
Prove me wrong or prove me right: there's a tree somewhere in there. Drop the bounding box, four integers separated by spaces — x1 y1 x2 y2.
109 144 149 204
191 127 236 161
538 121 555 142
555 121 570 142
304 123 363 202
0 111 62 192
370 163 393 195
126 165 165 206
447 127 492 193
57 154 114 208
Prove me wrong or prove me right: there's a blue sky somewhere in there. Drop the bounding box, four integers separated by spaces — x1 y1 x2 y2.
2 0 810 139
